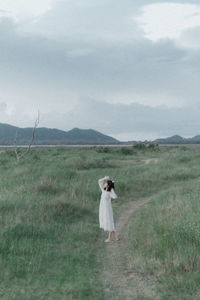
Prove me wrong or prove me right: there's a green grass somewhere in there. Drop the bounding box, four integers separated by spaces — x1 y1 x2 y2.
126 146 200 300
1 145 200 299
0 147 105 299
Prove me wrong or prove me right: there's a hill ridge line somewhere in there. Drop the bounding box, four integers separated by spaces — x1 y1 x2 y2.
0 123 118 145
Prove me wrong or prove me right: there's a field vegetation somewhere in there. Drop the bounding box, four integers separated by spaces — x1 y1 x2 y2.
0 145 200 299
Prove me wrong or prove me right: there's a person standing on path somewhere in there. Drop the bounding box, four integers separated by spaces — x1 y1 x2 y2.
98 176 119 242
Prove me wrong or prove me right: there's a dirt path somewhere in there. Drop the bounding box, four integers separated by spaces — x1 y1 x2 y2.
143 158 159 165
97 194 161 300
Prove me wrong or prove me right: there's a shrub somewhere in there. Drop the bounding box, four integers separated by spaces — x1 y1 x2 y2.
95 147 113 153
180 146 188 151
147 143 160 151
5 150 16 157
133 143 146 150
0 157 10 165
31 153 41 160
120 147 134 155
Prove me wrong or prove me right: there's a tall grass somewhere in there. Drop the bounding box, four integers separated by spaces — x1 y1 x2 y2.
0 148 106 299
127 147 200 299
1 145 200 299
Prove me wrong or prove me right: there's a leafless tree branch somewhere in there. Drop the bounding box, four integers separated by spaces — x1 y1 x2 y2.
14 111 40 161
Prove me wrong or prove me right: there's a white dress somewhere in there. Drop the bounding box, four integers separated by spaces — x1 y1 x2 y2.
98 177 118 232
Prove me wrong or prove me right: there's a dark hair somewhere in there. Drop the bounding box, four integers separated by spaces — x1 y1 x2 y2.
104 180 115 192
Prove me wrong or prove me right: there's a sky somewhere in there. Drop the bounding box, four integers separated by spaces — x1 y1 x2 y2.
0 0 200 141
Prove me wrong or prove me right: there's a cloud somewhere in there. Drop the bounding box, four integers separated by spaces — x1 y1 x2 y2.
178 26 200 50
39 97 200 140
0 19 189 114
2 95 200 141
0 0 61 19
0 1 200 140
136 2 200 50
0 17 187 103
0 102 7 112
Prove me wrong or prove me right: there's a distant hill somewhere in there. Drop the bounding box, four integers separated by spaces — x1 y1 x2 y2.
0 123 119 145
190 135 200 142
154 135 200 144
155 135 186 143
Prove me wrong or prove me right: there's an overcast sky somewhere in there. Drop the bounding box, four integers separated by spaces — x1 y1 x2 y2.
0 0 200 141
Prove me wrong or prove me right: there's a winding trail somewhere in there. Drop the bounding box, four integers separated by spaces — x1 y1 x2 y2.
143 158 159 165
97 193 162 300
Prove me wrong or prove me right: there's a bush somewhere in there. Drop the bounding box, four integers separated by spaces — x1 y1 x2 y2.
132 143 159 151
120 147 134 155
95 147 113 153
0 157 10 165
31 153 41 160
5 150 16 157
133 143 146 150
147 143 160 151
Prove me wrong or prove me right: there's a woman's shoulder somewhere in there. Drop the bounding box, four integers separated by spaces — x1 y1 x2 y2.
102 190 110 195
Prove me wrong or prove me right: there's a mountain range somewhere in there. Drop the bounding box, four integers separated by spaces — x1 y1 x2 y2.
1 123 200 145
155 135 200 144
0 123 119 145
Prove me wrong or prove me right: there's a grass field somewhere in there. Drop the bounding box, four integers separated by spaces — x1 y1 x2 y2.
1 145 200 299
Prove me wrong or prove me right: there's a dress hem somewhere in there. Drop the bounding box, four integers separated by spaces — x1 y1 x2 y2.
100 226 116 232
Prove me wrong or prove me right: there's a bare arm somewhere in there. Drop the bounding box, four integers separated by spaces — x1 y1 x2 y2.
98 176 109 192
110 188 118 199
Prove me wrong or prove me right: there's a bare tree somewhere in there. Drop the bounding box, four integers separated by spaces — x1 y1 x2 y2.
14 112 40 161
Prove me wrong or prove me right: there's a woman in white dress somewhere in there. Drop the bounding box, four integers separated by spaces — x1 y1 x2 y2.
98 176 119 242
